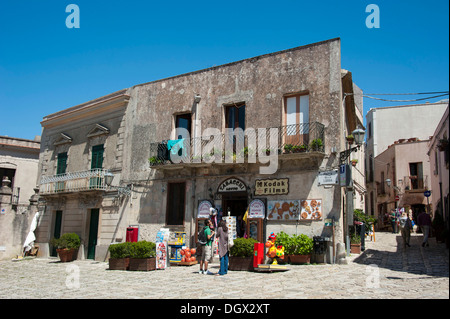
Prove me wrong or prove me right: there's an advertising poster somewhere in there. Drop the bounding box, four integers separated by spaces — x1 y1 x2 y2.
267 199 323 220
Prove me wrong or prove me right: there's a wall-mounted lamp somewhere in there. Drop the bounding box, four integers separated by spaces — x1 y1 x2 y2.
385 178 392 187
105 171 131 197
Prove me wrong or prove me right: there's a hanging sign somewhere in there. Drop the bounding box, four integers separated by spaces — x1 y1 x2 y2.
198 200 213 218
254 178 289 196
217 178 246 193
249 199 265 218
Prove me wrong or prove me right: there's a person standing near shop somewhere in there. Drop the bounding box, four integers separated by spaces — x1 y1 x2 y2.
390 209 397 233
398 212 412 248
215 219 229 276
417 210 432 247
198 219 215 274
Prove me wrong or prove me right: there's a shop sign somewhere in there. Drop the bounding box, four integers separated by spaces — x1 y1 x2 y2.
198 200 213 218
254 178 289 196
249 199 265 219
318 170 338 186
217 178 246 193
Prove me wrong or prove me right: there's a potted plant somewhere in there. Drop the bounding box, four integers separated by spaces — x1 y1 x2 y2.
108 242 133 270
350 233 361 254
310 138 323 152
229 237 258 271
351 159 358 167
288 234 313 264
283 144 293 154
149 156 163 166
128 241 157 271
346 134 354 144
50 233 81 262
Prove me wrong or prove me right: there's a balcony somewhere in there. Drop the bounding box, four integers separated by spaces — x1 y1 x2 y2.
149 122 325 168
39 169 110 195
403 175 428 192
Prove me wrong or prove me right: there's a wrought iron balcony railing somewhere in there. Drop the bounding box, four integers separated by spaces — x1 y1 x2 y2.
39 168 110 195
403 175 428 192
149 122 325 167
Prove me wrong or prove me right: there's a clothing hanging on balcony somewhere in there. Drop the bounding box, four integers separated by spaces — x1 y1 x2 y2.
167 139 185 157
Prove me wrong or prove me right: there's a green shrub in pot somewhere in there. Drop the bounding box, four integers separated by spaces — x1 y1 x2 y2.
129 241 156 259
229 238 258 257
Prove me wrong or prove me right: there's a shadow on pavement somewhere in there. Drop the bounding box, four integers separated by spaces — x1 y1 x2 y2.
352 232 449 278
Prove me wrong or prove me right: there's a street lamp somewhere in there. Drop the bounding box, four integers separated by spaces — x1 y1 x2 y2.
340 125 365 163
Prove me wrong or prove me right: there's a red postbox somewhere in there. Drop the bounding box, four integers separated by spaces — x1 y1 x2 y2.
126 227 138 242
253 242 264 267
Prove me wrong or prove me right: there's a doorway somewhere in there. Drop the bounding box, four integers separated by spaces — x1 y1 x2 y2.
87 209 99 259
222 193 248 237
51 210 63 257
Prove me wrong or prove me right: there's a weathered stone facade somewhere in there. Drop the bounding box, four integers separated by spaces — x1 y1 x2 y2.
36 38 362 262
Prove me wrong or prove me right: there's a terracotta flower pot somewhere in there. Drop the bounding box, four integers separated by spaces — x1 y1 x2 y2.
56 248 78 262
350 244 361 254
288 254 311 264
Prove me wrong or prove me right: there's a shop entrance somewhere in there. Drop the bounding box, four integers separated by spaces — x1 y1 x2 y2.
222 193 247 238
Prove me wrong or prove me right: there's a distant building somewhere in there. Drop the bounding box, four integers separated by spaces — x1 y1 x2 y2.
0 135 40 259
374 138 432 230
365 101 448 220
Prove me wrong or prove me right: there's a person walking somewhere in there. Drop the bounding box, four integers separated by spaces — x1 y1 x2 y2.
417 211 432 247
398 211 412 248
215 219 229 276
198 219 215 274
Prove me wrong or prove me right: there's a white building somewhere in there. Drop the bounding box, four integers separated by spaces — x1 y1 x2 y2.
365 101 448 218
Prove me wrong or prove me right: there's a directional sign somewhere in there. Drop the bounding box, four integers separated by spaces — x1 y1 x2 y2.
424 190 431 197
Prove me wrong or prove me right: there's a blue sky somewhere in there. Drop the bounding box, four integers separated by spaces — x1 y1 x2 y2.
1 0 448 140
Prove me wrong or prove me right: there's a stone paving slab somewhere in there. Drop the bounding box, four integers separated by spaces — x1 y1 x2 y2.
0 232 448 299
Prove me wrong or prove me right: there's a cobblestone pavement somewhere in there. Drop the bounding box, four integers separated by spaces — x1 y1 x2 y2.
0 232 448 299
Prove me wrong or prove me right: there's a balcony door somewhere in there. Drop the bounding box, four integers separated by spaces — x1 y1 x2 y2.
90 145 104 189
284 94 309 146
225 104 245 152
56 152 67 192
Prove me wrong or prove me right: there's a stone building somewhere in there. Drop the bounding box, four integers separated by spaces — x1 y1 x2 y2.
427 105 449 233
36 38 363 262
0 135 40 259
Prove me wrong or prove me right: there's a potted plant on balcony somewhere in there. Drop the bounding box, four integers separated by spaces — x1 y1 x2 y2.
149 156 163 166
288 234 313 264
50 233 81 262
310 138 323 152
283 144 293 154
128 241 157 271
108 242 132 270
229 237 258 271
350 233 361 254
351 159 358 167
